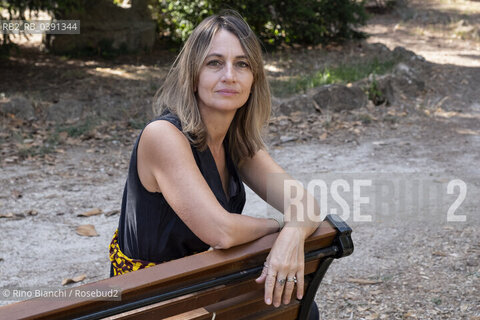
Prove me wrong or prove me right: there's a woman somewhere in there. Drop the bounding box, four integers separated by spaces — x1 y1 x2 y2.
109 11 321 317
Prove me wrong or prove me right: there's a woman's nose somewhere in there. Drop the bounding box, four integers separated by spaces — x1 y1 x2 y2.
221 63 236 82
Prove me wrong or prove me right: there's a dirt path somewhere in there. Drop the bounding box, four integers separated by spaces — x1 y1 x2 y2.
1 103 478 318
363 0 480 67
1 1 479 318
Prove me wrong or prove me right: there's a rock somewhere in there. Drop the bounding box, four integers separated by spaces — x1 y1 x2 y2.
393 46 425 62
370 75 396 106
0 96 35 120
452 262 464 271
392 63 425 95
280 135 298 143
312 85 368 112
278 95 320 115
369 43 391 56
370 62 425 106
466 257 478 267
46 99 84 123
393 47 416 60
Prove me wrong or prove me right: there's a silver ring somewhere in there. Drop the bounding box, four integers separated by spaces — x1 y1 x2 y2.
277 278 286 285
287 276 297 283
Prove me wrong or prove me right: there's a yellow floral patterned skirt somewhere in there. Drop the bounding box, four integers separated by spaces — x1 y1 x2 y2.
109 229 156 276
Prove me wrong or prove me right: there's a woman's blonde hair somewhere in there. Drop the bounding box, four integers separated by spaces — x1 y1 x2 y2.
153 11 271 164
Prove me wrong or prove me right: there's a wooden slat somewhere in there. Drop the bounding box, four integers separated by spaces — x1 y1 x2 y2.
164 290 300 320
204 290 266 319
103 257 320 320
163 308 210 320
243 301 300 320
105 282 261 319
0 222 336 320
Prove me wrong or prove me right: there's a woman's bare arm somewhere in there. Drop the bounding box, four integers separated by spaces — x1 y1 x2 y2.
239 149 322 307
137 120 278 249
238 149 321 236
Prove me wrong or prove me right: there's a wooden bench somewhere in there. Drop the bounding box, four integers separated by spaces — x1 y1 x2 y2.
0 214 353 320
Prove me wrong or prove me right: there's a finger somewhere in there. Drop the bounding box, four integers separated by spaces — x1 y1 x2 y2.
264 272 277 305
282 274 296 305
296 268 304 300
255 265 268 283
272 274 286 307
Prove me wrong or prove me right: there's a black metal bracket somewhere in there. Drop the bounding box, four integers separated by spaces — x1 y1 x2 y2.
297 214 354 320
325 214 354 258
297 257 334 320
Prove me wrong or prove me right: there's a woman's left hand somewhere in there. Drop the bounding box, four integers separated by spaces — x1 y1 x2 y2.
255 227 306 307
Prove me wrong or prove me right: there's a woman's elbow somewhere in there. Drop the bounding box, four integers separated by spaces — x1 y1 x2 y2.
211 238 232 250
208 220 235 250
209 231 234 250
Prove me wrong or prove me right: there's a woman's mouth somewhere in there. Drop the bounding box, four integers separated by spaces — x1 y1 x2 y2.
216 89 239 96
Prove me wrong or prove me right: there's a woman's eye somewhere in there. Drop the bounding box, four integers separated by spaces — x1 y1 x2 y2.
207 60 222 67
237 61 250 68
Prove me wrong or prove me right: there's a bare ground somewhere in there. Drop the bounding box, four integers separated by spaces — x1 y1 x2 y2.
0 1 479 319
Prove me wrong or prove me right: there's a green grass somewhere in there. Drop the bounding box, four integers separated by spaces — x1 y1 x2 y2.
269 57 399 98
18 133 59 158
18 145 55 158
57 119 96 137
356 113 374 125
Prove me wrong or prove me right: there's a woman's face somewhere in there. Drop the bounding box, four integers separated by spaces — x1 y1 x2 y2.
196 29 254 115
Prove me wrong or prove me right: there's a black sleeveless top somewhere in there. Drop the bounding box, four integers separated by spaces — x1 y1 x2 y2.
117 111 246 263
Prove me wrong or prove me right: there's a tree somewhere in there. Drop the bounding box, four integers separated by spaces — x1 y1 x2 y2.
1 0 157 55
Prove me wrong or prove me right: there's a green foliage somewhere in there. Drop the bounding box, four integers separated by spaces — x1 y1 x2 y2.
57 119 96 137
367 74 385 105
157 0 368 47
17 133 59 158
3 0 368 53
270 57 398 97
157 0 215 43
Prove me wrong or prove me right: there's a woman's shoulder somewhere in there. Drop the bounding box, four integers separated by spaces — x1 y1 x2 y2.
150 110 182 131
141 111 185 144
141 117 189 152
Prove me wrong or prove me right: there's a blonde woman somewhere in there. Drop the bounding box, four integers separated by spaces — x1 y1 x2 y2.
110 11 321 318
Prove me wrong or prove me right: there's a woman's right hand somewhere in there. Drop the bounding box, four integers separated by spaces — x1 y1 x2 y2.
255 226 306 307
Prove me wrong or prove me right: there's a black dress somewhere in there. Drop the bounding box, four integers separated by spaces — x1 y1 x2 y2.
114 111 246 268
111 111 319 320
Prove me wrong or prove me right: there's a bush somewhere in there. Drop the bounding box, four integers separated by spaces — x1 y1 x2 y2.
157 0 368 47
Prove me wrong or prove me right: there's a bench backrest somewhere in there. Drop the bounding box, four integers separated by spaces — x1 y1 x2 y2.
0 215 353 320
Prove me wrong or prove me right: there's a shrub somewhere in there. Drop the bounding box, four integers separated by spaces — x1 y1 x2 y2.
157 0 368 47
